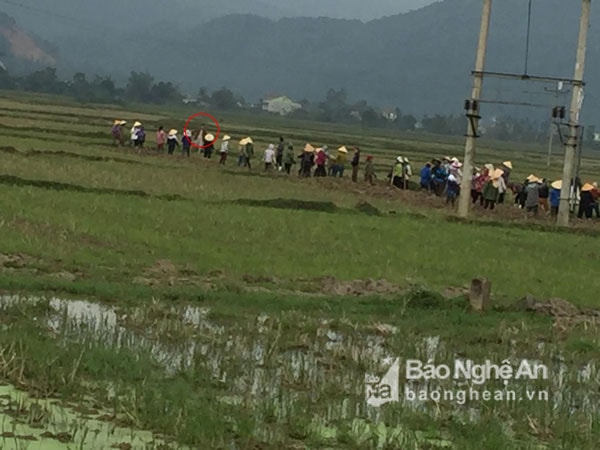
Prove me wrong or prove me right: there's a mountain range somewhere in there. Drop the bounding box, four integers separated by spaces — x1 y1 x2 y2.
1 0 600 123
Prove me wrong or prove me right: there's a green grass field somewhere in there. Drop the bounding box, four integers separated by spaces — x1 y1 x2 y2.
0 92 600 449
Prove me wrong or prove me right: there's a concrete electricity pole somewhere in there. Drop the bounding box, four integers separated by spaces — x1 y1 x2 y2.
458 0 493 218
557 0 591 227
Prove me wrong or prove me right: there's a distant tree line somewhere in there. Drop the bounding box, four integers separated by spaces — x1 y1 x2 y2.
0 66 593 144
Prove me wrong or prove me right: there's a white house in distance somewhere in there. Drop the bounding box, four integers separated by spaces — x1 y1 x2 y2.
262 95 302 116
381 107 397 121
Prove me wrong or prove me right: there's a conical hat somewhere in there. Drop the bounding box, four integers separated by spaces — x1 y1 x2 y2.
119 120 127 126
502 161 513 169
526 174 537 182
304 143 315 153
133 121 142 127
396 156 404 163
581 183 594 192
246 137 254 144
484 164 494 172
113 119 120 126
551 180 562 190
168 129 177 136
222 135 231 141
338 146 348 153
205 133 215 141
239 138 248 146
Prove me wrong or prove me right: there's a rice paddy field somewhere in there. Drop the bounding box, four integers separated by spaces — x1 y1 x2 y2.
1 90 600 449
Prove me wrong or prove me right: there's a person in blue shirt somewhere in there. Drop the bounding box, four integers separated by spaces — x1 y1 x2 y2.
420 162 432 191
431 159 447 197
549 180 561 217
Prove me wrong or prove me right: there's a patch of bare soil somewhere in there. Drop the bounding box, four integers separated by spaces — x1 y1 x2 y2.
318 276 404 296
441 285 470 299
518 295 600 330
133 259 217 289
242 275 405 296
0 252 80 281
0 252 39 269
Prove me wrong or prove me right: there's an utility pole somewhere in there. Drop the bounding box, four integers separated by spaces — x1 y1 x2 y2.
458 0 493 218
544 83 569 167
557 0 591 227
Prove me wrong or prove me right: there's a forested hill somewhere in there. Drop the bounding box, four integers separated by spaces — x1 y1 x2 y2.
3 0 600 122
0 12 57 71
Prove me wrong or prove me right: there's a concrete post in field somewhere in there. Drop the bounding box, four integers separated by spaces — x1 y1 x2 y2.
469 278 491 311
557 0 591 227
458 0 493 218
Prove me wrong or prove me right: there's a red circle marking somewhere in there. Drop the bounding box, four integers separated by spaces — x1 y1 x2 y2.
183 112 221 149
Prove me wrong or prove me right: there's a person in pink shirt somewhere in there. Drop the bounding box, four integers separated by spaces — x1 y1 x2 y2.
314 148 327 177
156 126 167 152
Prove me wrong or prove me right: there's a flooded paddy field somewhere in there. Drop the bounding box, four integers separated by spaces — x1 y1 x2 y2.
1 293 599 449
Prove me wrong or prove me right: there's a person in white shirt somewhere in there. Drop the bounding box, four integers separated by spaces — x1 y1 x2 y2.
130 123 139 146
263 144 276 171
219 135 231 165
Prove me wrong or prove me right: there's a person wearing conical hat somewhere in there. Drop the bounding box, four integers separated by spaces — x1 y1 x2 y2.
549 180 562 218
524 175 542 217
300 143 315 177
391 156 405 189
155 126 166 152
242 137 254 169
167 129 179 155
482 169 503 210
282 142 295 174
112 120 125 147
578 183 595 219
238 138 248 167
331 146 347 178
219 135 231 165
449 160 462 185
130 122 142 147
203 133 215 159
